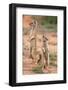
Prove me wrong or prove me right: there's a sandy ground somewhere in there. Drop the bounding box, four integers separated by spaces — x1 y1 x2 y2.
23 32 57 75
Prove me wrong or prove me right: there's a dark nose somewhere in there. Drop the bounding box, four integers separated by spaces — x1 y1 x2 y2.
29 22 33 26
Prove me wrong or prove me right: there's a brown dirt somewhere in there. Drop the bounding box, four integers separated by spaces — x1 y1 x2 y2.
23 32 57 75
